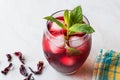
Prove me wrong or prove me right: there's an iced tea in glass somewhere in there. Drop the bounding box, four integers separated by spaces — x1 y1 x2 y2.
42 10 92 74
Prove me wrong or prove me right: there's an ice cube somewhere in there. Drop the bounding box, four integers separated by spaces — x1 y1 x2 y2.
50 20 64 31
53 35 65 47
60 56 76 66
49 35 65 54
69 36 83 47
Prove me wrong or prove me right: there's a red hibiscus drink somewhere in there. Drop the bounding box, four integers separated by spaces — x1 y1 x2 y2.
43 6 94 74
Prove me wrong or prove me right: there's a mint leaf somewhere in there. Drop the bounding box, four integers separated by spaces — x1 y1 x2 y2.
70 5 83 26
44 16 65 29
69 23 95 34
66 44 81 56
64 10 70 27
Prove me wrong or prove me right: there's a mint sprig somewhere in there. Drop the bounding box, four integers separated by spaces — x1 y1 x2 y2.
44 5 95 56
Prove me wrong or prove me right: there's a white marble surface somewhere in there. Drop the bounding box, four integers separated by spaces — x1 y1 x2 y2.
0 0 120 80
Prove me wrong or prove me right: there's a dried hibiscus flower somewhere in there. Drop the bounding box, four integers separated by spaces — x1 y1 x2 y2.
24 73 35 80
29 61 44 75
6 54 12 62
1 63 13 75
20 65 28 76
14 52 25 64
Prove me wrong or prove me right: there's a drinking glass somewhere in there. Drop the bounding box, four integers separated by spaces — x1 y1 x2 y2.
42 10 92 74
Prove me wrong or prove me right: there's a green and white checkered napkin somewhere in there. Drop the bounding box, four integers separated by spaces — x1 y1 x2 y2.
92 49 120 80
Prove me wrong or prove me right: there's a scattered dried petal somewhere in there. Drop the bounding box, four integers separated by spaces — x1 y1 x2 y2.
20 65 28 76
24 73 35 80
14 52 25 64
6 54 12 62
1 63 13 75
29 61 44 75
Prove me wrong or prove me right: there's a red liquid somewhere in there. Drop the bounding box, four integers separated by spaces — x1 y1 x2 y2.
42 16 92 74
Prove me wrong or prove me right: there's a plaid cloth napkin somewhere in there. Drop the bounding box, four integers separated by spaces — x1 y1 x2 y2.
92 49 120 80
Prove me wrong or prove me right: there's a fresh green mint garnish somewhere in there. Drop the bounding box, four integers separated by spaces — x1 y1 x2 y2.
44 5 95 56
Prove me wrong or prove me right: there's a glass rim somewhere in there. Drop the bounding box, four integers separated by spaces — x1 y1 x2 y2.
45 10 91 42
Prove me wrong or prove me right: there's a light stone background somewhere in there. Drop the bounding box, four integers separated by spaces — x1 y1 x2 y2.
0 0 120 80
